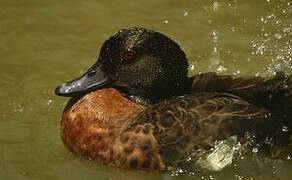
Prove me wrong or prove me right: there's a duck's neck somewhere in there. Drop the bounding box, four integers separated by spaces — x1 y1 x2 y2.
118 77 193 106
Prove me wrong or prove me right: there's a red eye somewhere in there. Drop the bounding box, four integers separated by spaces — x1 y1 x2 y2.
121 50 137 61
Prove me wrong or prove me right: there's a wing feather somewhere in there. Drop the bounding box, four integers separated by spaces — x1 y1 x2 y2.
123 93 270 164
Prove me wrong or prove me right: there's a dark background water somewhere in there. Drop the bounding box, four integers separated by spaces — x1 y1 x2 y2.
0 0 291 179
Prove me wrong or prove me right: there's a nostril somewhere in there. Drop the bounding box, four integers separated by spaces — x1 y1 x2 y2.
87 70 97 77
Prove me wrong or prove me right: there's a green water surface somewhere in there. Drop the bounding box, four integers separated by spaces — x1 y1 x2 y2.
0 0 291 179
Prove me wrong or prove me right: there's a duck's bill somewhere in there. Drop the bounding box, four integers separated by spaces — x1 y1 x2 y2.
55 66 111 97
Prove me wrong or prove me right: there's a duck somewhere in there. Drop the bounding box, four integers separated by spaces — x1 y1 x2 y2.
55 27 292 170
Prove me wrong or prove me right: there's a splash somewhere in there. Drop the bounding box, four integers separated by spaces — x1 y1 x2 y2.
251 0 292 76
209 30 227 73
169 136 242 176
196 136 241 171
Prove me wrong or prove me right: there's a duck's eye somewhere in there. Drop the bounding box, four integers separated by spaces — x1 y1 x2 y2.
121 50 137 61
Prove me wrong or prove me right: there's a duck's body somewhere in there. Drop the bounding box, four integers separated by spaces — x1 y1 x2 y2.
61 81 290 170
56 27 292 170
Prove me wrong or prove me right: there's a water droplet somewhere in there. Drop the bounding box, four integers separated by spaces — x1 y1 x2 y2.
189 172 195 175
235 174 244 180
252 147 259 153
282 126 289 132
275 33 282 39
47 99 53 106
213 1 220 12
190 64 195 70
212 30 219 43
216 65 227 72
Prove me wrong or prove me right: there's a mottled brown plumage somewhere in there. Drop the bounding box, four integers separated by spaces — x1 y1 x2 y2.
116 92 274 166
61 88 167 169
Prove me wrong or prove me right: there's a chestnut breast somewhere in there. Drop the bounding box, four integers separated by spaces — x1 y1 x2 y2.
61 88 145 160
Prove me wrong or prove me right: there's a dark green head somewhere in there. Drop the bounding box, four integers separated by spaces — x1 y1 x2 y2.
55 27 190 103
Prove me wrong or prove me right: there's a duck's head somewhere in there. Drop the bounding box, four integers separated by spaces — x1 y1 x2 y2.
55 27 190 104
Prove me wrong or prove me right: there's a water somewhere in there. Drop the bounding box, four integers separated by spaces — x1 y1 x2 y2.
0 0 291 179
